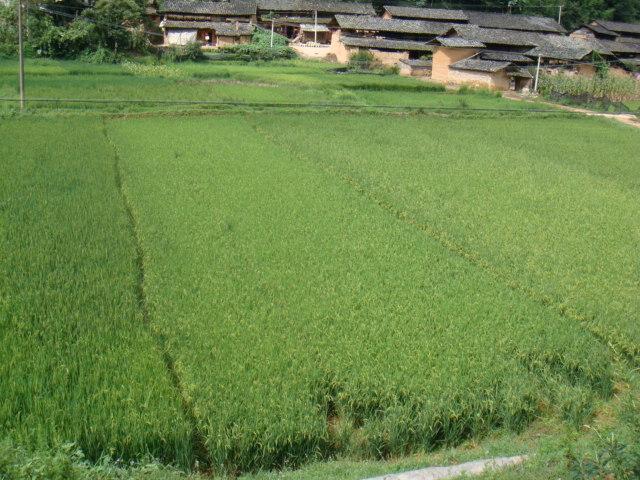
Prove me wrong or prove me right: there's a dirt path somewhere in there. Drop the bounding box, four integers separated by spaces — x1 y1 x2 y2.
502 92 640 129
363 455 528 480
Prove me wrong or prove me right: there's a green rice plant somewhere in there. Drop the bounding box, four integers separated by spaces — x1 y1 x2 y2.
251 114 640 360
106 114 613 473
0 117 193 467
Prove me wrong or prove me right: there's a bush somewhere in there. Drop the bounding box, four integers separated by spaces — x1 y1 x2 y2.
162 42 205 62
251 27 289 47
79 46 125 63
348 50 376 70
217 43 296 61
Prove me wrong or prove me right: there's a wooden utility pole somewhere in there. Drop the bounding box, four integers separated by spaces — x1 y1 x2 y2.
270 17 274 47
17 0 25 110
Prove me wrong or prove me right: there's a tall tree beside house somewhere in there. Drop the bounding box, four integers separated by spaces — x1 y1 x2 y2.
83 0 146 51
0 0 148 59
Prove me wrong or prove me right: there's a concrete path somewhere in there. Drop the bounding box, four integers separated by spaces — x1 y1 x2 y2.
502 91 640 129
363 455 528 480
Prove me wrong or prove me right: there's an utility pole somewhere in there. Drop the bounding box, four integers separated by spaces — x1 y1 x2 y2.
270 17 274 48
557 4 563 25
17 0 25 110
533 55 541 93
313 9 317 44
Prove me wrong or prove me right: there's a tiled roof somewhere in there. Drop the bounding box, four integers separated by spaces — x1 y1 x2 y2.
257 0 375 15
479 50 533 62
260 14 333 23
435 36 485 48
160 0 257 15
336 15 454 35
526 35 609 60
340 35 435 51
450 57 511 72
618 35 640 43
453 25 540 47
383 6 467 21
582 23 619 37
300 23 329 31
399 58 432 67
160 19 255 35
594 20 640 35
596 38 640 54
508 68 533 78
465 11 565 33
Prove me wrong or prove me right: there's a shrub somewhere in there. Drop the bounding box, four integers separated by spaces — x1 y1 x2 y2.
348 50 376 70
217 43 296 61
162 42 205 62
251 27 289 47
79 46 125 63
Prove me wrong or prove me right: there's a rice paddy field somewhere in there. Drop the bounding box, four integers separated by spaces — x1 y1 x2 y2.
1 58 639 480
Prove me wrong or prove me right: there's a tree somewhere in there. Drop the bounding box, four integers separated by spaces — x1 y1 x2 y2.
83 0 144 51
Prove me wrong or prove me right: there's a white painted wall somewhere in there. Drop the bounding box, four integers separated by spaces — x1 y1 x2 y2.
166 29 197 46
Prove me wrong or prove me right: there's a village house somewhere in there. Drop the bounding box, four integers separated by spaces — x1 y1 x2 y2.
333 15 454 65
428 21 615 87
159 0 257 47
257 0 374 41
571 20 640 72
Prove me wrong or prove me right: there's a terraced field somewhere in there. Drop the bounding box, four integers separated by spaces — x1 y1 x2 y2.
1 60 639 479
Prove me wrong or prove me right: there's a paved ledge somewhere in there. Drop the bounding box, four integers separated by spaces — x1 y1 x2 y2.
363 455 528 480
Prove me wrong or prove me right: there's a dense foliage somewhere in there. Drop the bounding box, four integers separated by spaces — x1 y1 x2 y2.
0 0 150 60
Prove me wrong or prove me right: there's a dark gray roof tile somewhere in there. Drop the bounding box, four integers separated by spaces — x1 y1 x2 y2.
480 50 533 62
336 15 454 35
161 0 257 16
465 11 565 33
450 57 512 72
257 0 374 15
383 6 467 21
594 20 640 35
435 36 484 47
160 19 255 35
340 35 435 51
